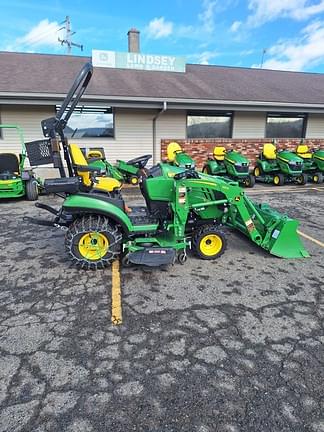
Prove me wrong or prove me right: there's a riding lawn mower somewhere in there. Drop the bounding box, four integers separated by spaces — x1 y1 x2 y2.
254 143 307 186
25 63 309 269
0 124 40 200
202 146 255 187
295 143 324 184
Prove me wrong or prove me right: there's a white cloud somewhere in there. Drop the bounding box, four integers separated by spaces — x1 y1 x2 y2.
146 17 173 39
198 0 217 33
230 20 242 32
4 19 64 51
253 20 324 71
247 0 324 27
189 50 219 65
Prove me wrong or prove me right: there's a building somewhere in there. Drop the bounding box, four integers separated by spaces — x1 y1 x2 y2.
1 39 324 177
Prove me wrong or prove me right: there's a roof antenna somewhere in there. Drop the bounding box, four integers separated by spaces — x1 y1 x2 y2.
260 48 267 68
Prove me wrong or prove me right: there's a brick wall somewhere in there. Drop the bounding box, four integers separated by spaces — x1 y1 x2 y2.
161 138 324 168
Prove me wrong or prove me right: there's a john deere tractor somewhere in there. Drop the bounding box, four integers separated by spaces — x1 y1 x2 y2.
295 143 324 184
254 143 307 186
0 124 40 200
202 146 255 187
81 147 151 186
25 62 309 269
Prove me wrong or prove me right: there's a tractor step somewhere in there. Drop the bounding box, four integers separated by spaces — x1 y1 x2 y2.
127 247 176 267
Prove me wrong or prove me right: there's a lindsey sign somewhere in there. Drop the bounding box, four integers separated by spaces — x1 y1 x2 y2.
92 50 186 73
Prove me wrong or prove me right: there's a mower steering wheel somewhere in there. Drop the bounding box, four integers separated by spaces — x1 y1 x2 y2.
127 154 152 169
174 170 200 180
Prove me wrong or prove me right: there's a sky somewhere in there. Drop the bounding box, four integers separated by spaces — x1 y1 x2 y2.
1 0 324 73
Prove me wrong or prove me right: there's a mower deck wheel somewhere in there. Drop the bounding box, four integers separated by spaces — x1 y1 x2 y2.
192 225 227 260
312 172 323 184
25 178 38 201
65 215 122 270
273 173 285 186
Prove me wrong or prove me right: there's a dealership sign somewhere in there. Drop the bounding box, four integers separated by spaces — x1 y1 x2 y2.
92 50 186 73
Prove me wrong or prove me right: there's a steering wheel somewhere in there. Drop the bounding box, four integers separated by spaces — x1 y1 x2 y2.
127 154 152 169
174 169 200 180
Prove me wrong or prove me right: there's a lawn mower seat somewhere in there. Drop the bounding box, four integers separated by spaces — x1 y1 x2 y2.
87 149 104 160
213 147 226 161
69 144 121 193
262 143 277 160
296 144 312 159
0 153 20 175
167 142 182 162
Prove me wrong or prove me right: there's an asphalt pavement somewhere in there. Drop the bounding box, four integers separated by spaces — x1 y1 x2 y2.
0 184 323 432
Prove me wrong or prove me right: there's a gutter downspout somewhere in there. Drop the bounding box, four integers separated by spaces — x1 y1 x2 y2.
152 101 167 164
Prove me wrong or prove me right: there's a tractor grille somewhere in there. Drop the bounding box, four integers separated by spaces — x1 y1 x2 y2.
235 164 249 173
289 162 303 172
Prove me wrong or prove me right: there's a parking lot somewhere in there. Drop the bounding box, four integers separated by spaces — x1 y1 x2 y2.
1 184 324 432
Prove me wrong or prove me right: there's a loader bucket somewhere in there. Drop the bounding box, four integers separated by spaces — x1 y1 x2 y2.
264 218 309 258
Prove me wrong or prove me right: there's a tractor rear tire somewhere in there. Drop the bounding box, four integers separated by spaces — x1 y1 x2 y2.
253 166 262 177
296 173 307 185
192 225 227 260
273 173 285 186
312 172 323 184
65 215 122 270
25 179 38 201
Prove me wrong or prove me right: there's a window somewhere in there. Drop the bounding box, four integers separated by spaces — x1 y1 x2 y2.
187 111 233 138
265 113 307 138
55 105 114 138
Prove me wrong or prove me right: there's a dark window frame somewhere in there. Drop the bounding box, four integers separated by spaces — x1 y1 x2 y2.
55 105 115 139
265 112 307 139
186 110 234 139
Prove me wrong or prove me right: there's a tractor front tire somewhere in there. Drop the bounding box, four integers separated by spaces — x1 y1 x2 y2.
273 173 285 186
244 174 255 188
25 179 38 201
296 173 307 185
65 215 122 270
192 225 227 260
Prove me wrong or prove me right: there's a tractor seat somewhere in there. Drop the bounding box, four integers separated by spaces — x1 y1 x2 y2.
167 142 182 162
69 144 121 193
0 153 20 175
213 146 226 161
296 144 312 159
262 143 277 160
87 149 104 160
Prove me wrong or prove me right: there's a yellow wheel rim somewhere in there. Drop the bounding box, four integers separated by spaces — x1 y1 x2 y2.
131 177 138 185
254 167 260 176
199 234 222 257
314 175 318 183
273 176 280 185
78 232 109 261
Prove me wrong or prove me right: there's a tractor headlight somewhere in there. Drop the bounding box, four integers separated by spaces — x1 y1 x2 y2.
178 186 187 204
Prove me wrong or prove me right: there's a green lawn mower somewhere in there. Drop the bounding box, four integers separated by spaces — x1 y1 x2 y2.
254 143 307 186
295 143 324 184
26 62 309 269
202 146 255 187
81 147 152 186
0 124 40 200
166 142 196 169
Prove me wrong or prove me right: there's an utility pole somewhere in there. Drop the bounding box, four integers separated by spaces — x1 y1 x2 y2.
260 48 267 68
58 16 83 54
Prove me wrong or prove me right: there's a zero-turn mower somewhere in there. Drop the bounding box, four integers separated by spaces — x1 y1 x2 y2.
254 143 307 186
295 143 324 184
0 124 40 200
81 147 151 185
202 146 255 187
25 62 309 269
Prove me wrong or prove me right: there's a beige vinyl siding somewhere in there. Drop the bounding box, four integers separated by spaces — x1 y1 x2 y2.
156 110 186 158
232 112 266 138
0 105 54 152
305 114 324 138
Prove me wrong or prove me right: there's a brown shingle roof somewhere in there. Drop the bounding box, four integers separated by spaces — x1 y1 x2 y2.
1 51 324 105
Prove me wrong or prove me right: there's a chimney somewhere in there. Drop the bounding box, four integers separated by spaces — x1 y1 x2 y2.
127 28 140 53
